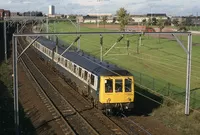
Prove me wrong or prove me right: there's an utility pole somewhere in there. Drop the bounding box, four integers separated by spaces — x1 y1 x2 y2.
185 34 192 115
100 34 103 62
46 17 49 39
150 6 152 26
77 19 81 51
13 36 19 135
4 18 7 63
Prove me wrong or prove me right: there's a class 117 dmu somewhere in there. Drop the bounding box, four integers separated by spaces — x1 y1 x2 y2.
26 36 134 113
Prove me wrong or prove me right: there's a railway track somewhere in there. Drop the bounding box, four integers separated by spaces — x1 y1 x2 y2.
18 25 153 135
19 53 76 135
18 40 100 135
18 36 130 135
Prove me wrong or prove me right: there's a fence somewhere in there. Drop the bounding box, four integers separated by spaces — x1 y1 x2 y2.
129 68 200 109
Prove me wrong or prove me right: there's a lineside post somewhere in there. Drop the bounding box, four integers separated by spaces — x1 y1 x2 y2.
77 20 81 51
46 17 49 39
100 34 103 62
13 36 19 135
4 19 7 63
185 34 192 115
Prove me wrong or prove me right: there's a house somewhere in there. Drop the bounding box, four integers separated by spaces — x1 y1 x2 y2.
76 16 84 23
147 13 168 20
131 15 148 23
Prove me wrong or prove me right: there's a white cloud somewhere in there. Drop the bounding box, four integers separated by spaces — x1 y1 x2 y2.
71 0 111 6
0 0 200 15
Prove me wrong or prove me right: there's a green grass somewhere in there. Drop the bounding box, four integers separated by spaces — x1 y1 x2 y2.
0 62 36 134
46 22 200 109
153 102 200 135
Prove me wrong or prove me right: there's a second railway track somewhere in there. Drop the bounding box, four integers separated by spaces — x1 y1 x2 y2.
18 35 130 134
18 39 100 135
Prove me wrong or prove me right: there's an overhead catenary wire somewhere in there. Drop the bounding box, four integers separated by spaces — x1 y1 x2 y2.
61 33 200 80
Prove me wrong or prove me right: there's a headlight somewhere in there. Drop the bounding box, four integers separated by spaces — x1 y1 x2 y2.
128 98 131 102
107 98 111 103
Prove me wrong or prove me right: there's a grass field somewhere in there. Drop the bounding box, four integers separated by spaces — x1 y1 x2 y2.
45 22 200 109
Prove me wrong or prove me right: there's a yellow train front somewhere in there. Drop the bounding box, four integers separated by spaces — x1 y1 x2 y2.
98 75 134 113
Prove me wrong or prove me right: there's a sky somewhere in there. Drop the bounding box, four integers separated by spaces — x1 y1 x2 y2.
1 0 200 16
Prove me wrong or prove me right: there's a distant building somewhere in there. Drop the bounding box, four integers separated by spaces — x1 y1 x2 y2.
0 9 11 19
49 5 55 15
171 16 200 26
76 16 84 23
11 12 20 16
48 14 65 18
88 13 112 17
130 15 148 23
83 15 98 23
147 13 168 20
23 11 43 16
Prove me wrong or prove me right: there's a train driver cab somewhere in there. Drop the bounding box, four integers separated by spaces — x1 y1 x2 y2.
100 76 134 104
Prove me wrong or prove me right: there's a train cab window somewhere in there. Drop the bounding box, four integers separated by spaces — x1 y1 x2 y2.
105 79 113 93
84 71 88 81
91 75 95 86
115 79 122 93
79 67 82 77
125 79 132 92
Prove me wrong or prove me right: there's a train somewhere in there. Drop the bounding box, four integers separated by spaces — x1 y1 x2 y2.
26 36 135 113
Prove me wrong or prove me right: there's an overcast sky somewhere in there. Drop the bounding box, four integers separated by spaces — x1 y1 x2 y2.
1 0 200 16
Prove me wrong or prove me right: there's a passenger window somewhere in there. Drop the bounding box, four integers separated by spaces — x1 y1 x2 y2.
105 79 113 93
65 60 68 67
125 79 132 92
115 79 122 92
79 67 82 77
61 57 64 64
70 63 73 71
74 65 77 73
91 75 95 86
84 71 88 81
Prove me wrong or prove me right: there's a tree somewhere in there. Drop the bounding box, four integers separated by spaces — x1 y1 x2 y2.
172 19 179 27
116 8 130 31
142 19 146 26
147 17 151 26
68 15 76 21
152 17 157 25
112 17 116 24
102 16 108 28
185 17 193 26
164 17 171 26
157 17 165 32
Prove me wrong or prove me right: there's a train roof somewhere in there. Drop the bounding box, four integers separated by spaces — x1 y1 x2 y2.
34 36 132 76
